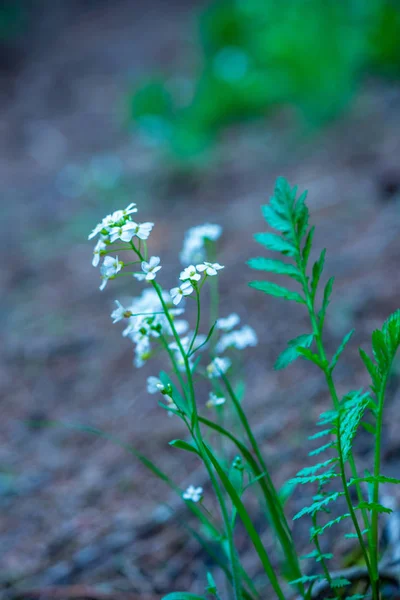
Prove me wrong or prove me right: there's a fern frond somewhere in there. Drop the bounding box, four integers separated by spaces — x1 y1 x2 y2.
293 492 344 520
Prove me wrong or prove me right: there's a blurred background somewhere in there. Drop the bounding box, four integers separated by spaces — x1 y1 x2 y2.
1 0 400 597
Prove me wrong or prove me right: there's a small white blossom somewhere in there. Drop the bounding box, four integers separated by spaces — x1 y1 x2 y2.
99 256 123 290
109 221 137 243
111 300 132 323
170 281 194 305
132 222 154 240
196 262 224 276
206 392 226 408
180 265 201 282
147 376 163 394
216 325 258 353
92 238 107 267
134 256 162 282
180 223 222 264
217 313 240 332
183 485 203 503
88 203 138 240
206 356 231 378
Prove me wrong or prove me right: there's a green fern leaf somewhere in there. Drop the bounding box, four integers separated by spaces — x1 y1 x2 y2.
254 232 296 256
308 429 333 440
331 577 351 588
293 492 344 520
274 333 314 370
262 204 292 235
340 390 369 461
318 276 335 327
249 281 305 303
289 574 323 585
297 347 328 368
296 459 337 476
311 249 326 300
302 226 315 266
247 257 302 281
309 442 335 457
355 501 392 515
345 529 368 539
312 514 351 538
330 329 355 372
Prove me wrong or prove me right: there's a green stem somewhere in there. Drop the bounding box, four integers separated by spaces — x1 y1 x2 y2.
188 286 201 355
371 374 388 585
130 242 243 599
294 233 377 599
312 515 341 600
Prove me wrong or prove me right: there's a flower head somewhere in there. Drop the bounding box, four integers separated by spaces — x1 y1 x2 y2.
92 238 107 267
88 203 137 240
109 221 137 243
216 325 258 353
196 262 224 276
147 376 163 394
111 300 132 323
183 485 203 503
217 313 240 332
180 223 222 264
132 222 154 240
180 265 201 282
206 356 231 378
134 256 162 282
170 281 194 305
206 392 226 408
99 256 123 290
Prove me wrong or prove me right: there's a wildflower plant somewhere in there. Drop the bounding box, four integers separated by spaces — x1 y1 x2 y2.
89 178 400 600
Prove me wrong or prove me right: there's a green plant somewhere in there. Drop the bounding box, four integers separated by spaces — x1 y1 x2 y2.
88 178 400 599
127 0 400 162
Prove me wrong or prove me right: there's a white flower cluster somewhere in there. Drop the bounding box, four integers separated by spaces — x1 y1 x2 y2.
215 313 258 353
170 262 224 305
180 224 222 265
183 485 203 503
89 202 156 290
111 289 185 367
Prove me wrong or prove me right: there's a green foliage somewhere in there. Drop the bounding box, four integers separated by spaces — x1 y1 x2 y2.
274 333 314 370
126 0 400 160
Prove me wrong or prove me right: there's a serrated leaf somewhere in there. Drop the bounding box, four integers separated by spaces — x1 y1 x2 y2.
318 276 335 330
296 347 327 368
309 442 335 456
317 410 338 426
296 459 337 476
169 439 199 454
308 429 333 440
340 390 369 461
311 514 350 538
371 329 390 370
355 501 392 515
247 257 301 281
289 574 323 585
249 281 305 303
349 475 400 486
295 190 309 240
345 529 368 539
331 577 351 588
262 204 292 235
292 472 338 484
293 492 344 520
330 329 355 372
254 232 297 256
302 226 315 266
359 348 379 391
274 333 314 370
311 248 326 300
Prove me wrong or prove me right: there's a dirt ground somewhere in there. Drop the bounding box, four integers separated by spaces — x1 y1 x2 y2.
1 1 400 598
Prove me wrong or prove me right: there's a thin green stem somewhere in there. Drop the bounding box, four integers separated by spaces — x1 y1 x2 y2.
312 516 341 600
188 286 201 355
371 374 388 585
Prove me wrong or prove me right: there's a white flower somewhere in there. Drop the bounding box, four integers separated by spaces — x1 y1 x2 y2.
206 392 226 408
180 223 222 264
206 356 231 378
111 300 132 323
88 203 138 240
216 325 258 353
196 262 224 276
180 265 201 282
183 485 203 503
147 376 163 394
99 256 123 290
170 281 194 305
109 221 137 243
92 238 107 267
134 256 162 282
217 313 240 332
132 222 154 240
